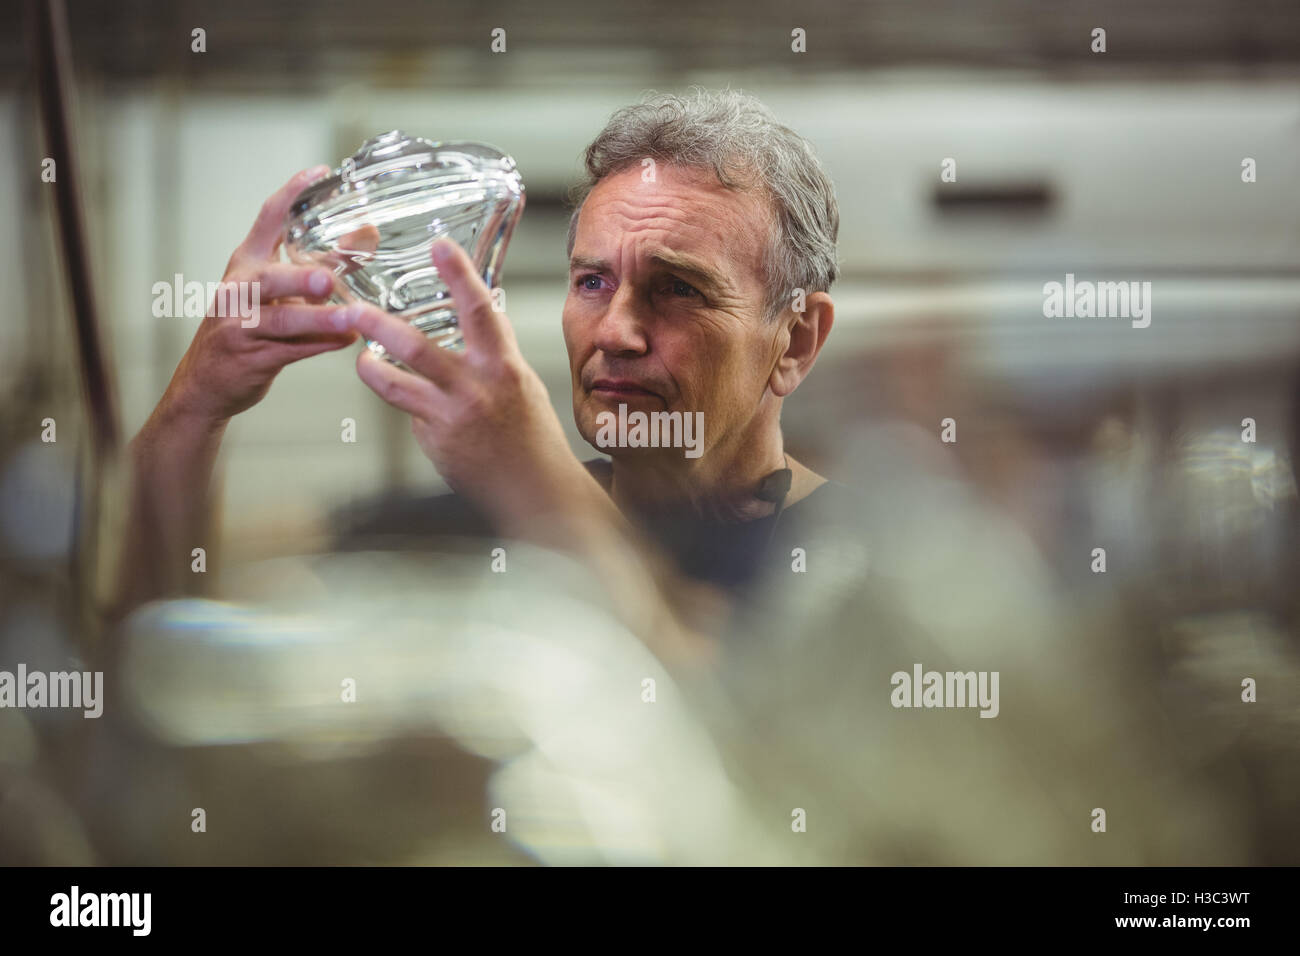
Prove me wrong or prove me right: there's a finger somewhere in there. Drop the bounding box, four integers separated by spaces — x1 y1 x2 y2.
355 347 443 419
258 303 359 340
269 334 360 366
342 301 460 387
251 263 336 303
240 164 331 261
431 238 510 357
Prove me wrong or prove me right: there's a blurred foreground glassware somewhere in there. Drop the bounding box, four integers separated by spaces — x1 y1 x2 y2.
283 130 525 356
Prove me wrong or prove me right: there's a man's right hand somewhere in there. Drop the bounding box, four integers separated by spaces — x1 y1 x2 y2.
160 165 359 426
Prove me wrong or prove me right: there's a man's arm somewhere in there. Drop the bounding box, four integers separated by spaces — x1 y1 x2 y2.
110 391 229 615
106 165 359 622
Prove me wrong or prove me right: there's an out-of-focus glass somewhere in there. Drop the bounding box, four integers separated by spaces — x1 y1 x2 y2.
282 130 526 355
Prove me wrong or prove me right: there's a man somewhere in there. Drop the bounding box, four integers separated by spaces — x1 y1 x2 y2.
106 90 1256 862
115 89 848 648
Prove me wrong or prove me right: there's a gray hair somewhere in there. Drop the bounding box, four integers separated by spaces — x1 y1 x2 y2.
566 88 839 322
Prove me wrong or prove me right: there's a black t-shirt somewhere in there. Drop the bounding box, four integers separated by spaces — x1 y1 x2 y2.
579 459 863 597
332 459 864 599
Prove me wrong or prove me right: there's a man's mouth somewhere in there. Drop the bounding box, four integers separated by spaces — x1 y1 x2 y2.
590 379 661 401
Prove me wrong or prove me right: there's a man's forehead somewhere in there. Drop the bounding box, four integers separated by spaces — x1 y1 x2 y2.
571 164 767 277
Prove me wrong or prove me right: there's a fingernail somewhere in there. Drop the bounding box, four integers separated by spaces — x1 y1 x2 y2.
306 164 330 180
310 271 332 295
432 240 452 266
331 306 351 330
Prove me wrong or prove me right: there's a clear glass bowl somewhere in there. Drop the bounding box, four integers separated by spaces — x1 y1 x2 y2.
283 130 526 356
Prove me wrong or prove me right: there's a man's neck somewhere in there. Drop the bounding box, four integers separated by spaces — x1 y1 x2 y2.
604 431 826 524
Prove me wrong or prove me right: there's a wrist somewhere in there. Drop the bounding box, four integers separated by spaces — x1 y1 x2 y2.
491 456 615 542
155 381 230 438
131 387 229 468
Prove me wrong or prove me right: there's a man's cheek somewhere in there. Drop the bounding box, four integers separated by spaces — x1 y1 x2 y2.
560 298 588 343
560 312 590 377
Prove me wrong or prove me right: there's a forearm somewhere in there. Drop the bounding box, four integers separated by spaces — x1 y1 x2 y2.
109 393 229 619
498 471 723 672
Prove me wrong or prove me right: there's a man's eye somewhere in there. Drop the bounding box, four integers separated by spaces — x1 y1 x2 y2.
668 278 701 298
576 274 604 291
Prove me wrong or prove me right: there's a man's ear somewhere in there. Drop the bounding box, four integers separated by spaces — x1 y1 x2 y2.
770 291 834 398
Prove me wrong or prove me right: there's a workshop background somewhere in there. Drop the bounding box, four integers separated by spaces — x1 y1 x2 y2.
1 0 1298 865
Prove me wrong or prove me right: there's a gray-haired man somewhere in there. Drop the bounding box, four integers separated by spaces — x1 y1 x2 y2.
119 89 847 625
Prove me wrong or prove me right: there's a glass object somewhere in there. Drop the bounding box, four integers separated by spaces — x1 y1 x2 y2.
282 130 526 356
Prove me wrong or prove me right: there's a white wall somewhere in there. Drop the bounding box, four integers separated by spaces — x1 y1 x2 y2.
13 76 1300 549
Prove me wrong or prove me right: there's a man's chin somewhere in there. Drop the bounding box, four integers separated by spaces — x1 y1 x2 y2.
584 445 694 468
575 393 659 433
575 400 707 462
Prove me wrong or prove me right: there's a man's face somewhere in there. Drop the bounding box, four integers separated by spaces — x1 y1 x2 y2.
562 163 783 461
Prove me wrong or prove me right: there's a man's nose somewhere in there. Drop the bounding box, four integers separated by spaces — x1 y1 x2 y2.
592 286 649 357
